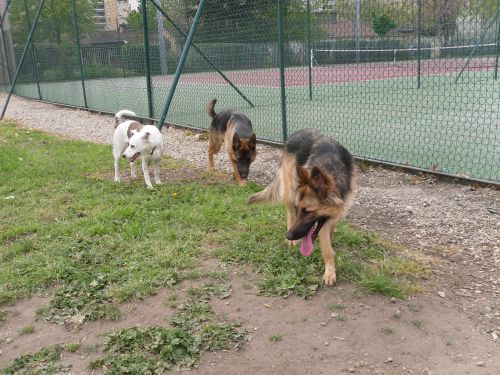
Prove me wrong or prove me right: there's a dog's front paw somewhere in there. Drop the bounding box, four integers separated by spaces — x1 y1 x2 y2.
322 268 337 286
146 184 154 189
114 177 121 182
155 180 162 185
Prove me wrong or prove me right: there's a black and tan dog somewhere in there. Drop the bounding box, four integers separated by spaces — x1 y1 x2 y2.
248 129 355 285
207 99 257 185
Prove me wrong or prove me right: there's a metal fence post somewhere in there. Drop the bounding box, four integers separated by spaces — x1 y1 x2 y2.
149 0 254 108
156 5 167 75
1 0 45 119
0 26 11 84
417 0 422 89
141 0 154 118
71 0 88 108
23 0 41 100
0 0 13 84
278 0 288 142
355 0 361 63
156 0 206 130
494 7 500 80
306 0 312 100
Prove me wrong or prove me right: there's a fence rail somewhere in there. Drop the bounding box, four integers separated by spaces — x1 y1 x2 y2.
0 0 499 183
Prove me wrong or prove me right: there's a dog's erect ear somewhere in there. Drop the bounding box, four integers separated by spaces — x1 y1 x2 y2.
248 133 257 150
232 133 241 150
310 166 334 197
142 131 150 141
296 165 310 185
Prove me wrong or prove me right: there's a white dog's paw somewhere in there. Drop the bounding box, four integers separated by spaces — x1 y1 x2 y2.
114 177 121 182
146 184 154 189
155 180 162 185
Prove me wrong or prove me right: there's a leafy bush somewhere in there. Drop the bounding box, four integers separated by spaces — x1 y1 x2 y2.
372 13 397 36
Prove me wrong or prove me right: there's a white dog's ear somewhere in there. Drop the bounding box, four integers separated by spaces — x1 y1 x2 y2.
142 131 150 140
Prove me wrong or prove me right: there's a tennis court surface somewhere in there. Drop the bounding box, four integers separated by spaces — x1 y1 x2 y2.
7 47 499 182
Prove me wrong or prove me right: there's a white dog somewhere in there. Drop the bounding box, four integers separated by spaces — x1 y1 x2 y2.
113 109 165 188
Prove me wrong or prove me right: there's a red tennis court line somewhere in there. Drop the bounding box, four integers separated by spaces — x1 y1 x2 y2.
176 57 495 88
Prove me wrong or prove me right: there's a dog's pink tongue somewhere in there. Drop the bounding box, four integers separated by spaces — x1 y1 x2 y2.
300 227 315 256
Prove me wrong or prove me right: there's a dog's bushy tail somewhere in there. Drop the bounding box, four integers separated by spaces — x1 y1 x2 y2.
207 99 217 118
248 167 283 204
114 109 136 128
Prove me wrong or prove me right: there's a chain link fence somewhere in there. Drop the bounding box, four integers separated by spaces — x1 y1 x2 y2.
0 0 498 183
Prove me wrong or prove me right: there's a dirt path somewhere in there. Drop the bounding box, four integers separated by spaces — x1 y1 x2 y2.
1 268 498 374
1 94 499 373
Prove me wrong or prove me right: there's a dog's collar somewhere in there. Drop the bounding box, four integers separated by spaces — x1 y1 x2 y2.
150 146 156 155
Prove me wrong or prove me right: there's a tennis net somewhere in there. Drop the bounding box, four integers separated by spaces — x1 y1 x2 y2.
310 43 498 68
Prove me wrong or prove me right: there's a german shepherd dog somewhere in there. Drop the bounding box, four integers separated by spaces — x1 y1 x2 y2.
248 129 355 285
207 99 257 185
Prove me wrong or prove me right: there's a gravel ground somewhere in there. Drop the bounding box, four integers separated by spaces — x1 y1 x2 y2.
2 94 499 342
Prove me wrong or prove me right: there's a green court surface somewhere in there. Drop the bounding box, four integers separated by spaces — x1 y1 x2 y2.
8 69 500 182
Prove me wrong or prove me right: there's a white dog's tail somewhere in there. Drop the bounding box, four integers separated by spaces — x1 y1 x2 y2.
114 109 136 128
248 167 284 204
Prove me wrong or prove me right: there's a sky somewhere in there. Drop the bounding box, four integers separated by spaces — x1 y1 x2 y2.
128 0 139 12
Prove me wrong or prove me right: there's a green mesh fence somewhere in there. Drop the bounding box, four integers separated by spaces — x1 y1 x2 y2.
0 0 499 183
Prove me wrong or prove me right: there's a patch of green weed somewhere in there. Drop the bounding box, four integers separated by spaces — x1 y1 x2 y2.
187 282 231 300
381 326 395 334
327 302 346 311
65 342 80 353
269 334 283 343
201 322 248 350
39 275 119 326
3 345 71 375
90 327 199 373
19 325 35 335
92 283 248 373
361 270 406 299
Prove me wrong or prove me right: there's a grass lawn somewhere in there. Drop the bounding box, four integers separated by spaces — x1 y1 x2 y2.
0 122 426 373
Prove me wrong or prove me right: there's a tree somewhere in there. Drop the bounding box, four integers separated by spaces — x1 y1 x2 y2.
420 0 461 45
9 0 96 46
468 0 498 23
126 0 196 47
333 0 463 45
372 13 397 36
125 4 156 34
334 0 410 30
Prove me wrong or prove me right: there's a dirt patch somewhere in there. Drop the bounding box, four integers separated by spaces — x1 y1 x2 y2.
92 156 229 185
2 264 498 374
350 167 500 342
194 271 500 375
